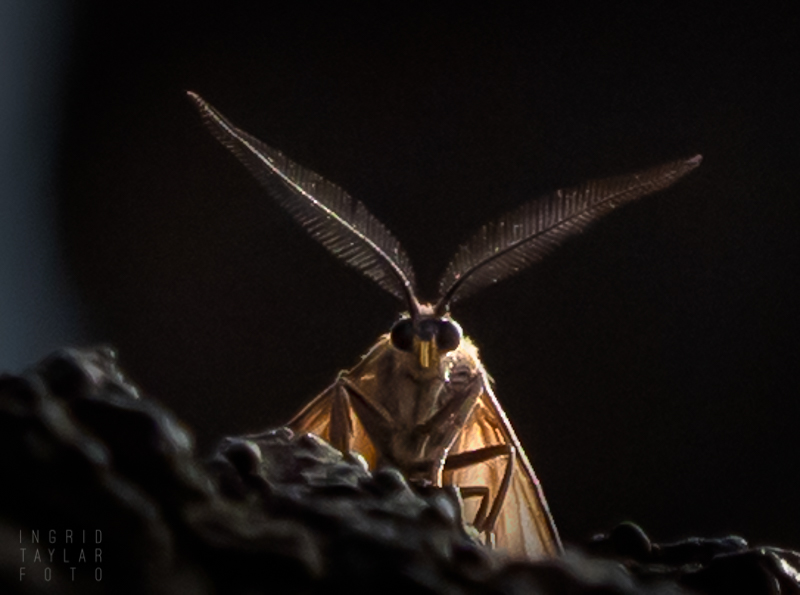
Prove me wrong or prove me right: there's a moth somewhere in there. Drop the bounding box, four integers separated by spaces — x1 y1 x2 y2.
188 91 701 559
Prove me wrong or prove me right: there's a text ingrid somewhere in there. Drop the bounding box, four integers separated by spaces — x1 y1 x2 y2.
19 529 103 583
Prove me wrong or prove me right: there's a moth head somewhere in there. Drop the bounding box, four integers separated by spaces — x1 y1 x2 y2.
390 314 462 368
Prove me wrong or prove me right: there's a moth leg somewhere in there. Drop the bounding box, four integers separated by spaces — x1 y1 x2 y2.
458 486 491 530
328 383 353 455
416 374 484 457
337 377 394 437
444 444 516 535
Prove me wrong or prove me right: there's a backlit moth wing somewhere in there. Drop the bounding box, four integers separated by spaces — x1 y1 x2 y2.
287 384 336 438
287 347 384 468
444 381 562 559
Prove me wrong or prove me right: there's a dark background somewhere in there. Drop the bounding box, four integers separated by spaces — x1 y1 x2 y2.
4 3 798 549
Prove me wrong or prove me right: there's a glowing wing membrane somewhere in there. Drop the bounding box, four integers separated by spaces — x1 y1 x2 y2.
445 386 561 558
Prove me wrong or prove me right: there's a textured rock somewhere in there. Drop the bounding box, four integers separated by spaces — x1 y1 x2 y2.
1 347 798 594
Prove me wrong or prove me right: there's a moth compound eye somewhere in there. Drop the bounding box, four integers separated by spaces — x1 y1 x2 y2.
436 319 462 352
390 318 414 352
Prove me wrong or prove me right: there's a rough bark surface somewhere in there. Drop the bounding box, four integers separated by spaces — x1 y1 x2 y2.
1 347 797 594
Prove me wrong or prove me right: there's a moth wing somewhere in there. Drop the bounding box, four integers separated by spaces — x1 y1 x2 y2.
444 383 562 559
287 381 378 468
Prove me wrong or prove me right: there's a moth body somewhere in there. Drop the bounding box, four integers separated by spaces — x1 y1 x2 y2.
188 90 701 559
320 323 484 484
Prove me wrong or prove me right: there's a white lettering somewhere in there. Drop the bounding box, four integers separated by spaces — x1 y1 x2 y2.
44 567 51 582
33 550 41 563
62 548 69 563
48 548 55 562
95 530 102 544
31 530 39 544
71 567 76 581
79 549 86 563
66 529 73 544
48 530 56 544
95 548 102 563
95 567 102 581
20 548 25 562
19 567 24 581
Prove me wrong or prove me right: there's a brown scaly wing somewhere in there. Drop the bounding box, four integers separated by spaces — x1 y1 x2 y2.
287 380 379 469
444 381 562 559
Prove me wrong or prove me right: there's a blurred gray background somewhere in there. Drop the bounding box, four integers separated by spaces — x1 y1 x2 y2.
1 2 84 367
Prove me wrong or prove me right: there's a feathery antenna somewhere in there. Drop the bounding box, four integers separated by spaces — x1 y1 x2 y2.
188 91 420 316
435 155 702 314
